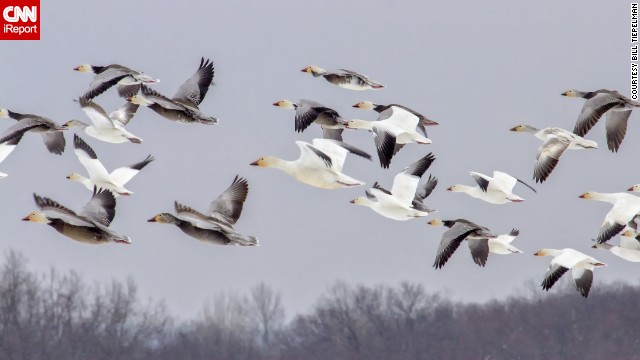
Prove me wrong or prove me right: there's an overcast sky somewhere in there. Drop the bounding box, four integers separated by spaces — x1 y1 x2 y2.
0 1 632 318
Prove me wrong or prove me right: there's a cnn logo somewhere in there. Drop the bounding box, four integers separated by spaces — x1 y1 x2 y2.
3 6 37 22
0 1 39 40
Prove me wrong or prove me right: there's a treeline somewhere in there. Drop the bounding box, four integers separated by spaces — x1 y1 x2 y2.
0 250 638 360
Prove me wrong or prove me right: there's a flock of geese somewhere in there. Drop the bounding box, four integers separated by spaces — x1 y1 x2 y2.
4 60 640 298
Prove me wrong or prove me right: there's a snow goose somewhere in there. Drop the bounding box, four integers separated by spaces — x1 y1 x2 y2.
250 139 371 189
0 109 67 155
22 188 131 244
534 248 606 297
427 219 500 268
510 124 597 183
273 99 347 134
74 63 159 99
350 153 437 220
128 58 218 125
591 229 640 262
301 66 384 90
447 171 536 204
353 101 439 137
148 176 258 246
562 89 640 152
345 106 431 168
579 191 640 243
68 134 154 196
63 97 142 144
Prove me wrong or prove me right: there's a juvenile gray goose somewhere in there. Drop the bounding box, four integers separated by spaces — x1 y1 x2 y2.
562 89 640 152
128 58 218 125
22 188 131 244
148 176 258 246
273 99 347 134
427 219 498 269
74 63 159 99
301 66 384 90
0 109 66 154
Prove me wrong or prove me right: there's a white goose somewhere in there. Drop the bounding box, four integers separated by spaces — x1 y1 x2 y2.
534 248 607 298
345 106 431 168
64 97 142 144
353 101 439 137
579 191 640 244
510 124 598 183
250 139 371 189
591 229 640 262
350 153 437 220
68 134 153 196
447 171 536 204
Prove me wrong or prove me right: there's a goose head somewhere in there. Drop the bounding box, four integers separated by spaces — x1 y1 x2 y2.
73 64 93 73
561 89 586 98
273 100 296 109
578 192 595 200
352 101 377 110
344 119 371 130
627 184 640 192
127 95 154 106
22 211 51 224
427 219 444 227
0 109 8 118
148 213 179 224
62 120 88 129
509 124 538 133
300 65 326 77
250 156 280 168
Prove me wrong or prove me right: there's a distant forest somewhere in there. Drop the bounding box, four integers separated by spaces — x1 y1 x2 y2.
0 250 638 360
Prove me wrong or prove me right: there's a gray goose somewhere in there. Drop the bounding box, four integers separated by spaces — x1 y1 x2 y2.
128 58 218 125
427 219 498 268
22 188 131 244
562 89 640 152
301 65 384 90
273 99 346 140
148 176 258 246
0 109 66 154
74 63 159 99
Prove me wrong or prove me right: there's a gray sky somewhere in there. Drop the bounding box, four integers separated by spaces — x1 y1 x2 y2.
0 1 633 318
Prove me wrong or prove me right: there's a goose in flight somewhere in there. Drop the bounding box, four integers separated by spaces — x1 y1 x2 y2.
128 58 218 125
579 191 640 244
250 139 371 189
148 176 258 246
350 153 437 220
273 99 347 134
534 248 606 298
0 109 67 155
22 188 131 244
345 106 431 168
428 218 504 269
510 124 597 183
301 65 384 90
64 97 142 144
447 171 536 204
353 101 439 137
591 229 640 262
562 89 640 152
74 63 159 99
68 134 154 196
